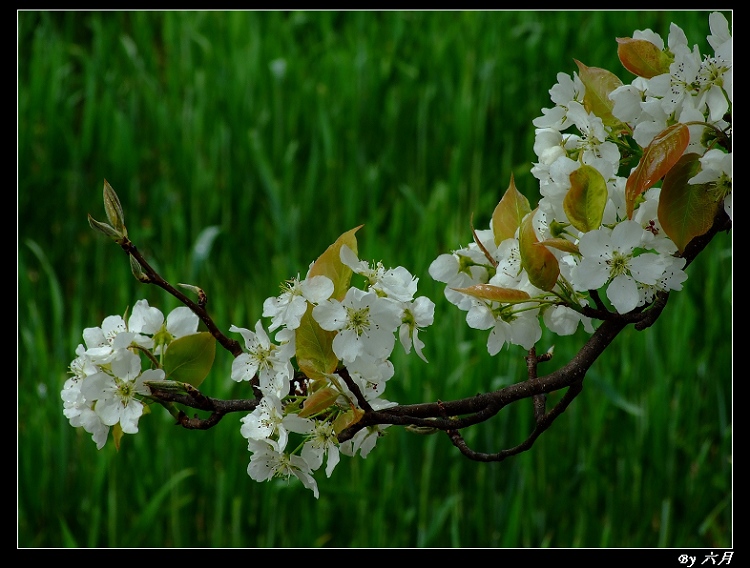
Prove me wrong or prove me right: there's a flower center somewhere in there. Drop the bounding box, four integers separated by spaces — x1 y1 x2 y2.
116 378 135 406
607 250 631 277
345 306 371 336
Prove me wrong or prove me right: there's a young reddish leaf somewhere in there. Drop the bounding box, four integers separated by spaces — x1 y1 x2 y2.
333 406 365 435
616 37 672 79
574 59 624 128
296 304 339 382
491 174 531 245
564 164 608 233
162 332 216 388
658 153 722 254
518 210 559 291
308 225 362 301
536 237 579 255
299 386 340 418
625 123 689 219
451 284 531 303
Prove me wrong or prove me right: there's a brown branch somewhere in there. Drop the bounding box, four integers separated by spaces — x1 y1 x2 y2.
446 379 584 462
148 386 259 430
119 239 243 358
336 367 374 413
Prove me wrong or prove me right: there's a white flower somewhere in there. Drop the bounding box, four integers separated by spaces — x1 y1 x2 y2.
610 78 649 124
147 303 201 355
68 343 99 380
631 97 671 148
262 275 334 331
564 101 620 181
428 241 493 310
543 304 595 336
81 300 166 364
572 220 669 313
339 425 387 459
80 350 159 434
62 394 110 449
647 43 703 117
532 72 585 130
240 394 314 452
246 439 319 499
492 238 523 287
707 12 731 54
397 296 435 362
343 359 396 412
633 187 679 254
632 27 665 51
82 315 132 364
465 298 542 354
688 148 732 221
312 287 402 364
301 420 340 478
62 346 111 449
638 255 688 306
230 321 294 398
127 299 164 336
340 245 418 302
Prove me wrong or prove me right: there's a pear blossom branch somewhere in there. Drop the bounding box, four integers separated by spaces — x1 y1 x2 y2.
68 13 731 498
133 205 727 459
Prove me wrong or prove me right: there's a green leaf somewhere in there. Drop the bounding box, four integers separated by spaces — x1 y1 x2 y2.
491 174 531 245
564 164 607 233
102 178 127 236
87 214 121 240
451 284 531 303
295 304 339 381
626 122 689 219
658 153 722 254
308 225 362 301
518 210 559 291
616 37 672 79
574 59 624 128
162 332 216 388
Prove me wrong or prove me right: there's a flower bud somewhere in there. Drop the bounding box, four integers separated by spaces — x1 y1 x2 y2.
102 179 127 238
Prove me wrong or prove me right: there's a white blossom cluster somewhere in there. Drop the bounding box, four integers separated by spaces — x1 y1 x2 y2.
430 12 731 354
230 245 435 498
61 300 200 448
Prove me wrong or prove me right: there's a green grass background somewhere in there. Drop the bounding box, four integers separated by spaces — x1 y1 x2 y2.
18 10 732 548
